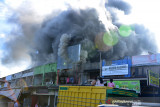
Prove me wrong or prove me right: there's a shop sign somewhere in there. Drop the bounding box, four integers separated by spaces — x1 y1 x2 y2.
60 87 68 90
57 44 81 69
102 64 128 76
148 70 159 87
107 80 140 93
132 54 160 66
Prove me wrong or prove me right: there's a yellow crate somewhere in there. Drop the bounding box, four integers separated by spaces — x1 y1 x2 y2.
57 86 112 107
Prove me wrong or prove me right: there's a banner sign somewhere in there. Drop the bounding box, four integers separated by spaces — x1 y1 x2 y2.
57 44 81 69
132 54 160 66
112 57 132 77
148 70 159 87
107 80 140 93
102 64 128 76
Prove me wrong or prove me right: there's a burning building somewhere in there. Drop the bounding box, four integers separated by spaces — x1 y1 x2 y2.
0 1 160 106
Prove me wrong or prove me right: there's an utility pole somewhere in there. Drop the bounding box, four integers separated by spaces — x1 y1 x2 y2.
100 51 102 77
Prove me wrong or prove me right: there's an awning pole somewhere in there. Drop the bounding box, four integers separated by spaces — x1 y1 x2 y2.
48 95 50 106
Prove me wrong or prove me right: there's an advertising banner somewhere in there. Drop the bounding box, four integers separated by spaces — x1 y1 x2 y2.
107 80 140 93
148 70 159 87
132 54 160 66
102 64 128 76
112 57 132 77
57 44 81 69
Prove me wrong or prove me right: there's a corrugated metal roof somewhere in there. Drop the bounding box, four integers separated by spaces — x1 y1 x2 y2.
0 89 21 101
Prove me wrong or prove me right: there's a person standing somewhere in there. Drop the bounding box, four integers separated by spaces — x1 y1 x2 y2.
14 101 19 107
91 77 97 86
108 79 115 87
35 103 38 107
104 81 107 86
96 77 104 86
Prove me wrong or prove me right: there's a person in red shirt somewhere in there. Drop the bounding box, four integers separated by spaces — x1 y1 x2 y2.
108 79 115 87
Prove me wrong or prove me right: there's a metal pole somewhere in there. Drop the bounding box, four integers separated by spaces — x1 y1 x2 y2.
48 95 50 106
100 52 102 77
147 69 149 86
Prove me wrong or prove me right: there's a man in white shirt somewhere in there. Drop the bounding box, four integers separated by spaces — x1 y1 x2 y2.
95 77 104 86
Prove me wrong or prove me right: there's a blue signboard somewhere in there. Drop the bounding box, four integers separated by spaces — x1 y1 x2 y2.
112 57 132 77
102 57 131 77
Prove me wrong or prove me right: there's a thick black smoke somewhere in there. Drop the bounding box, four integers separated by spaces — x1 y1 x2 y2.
34 9 105 65
104 0 157 60
106 0 132 15
106 24 157 60
1 0 157 67
33 8 157 65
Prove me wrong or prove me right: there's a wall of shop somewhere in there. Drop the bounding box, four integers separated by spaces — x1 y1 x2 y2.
131 65 160 78
58 69 78 85
33 63 57 86
34 74 43 86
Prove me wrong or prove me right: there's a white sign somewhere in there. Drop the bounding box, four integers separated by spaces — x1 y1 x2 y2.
132 54 160 66
102 64 128 76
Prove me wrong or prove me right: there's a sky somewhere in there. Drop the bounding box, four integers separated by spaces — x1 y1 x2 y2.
0 0 160 77
123 0 160 49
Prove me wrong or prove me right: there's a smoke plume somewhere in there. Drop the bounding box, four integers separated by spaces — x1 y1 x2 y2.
58 34 71 62
1 0 157 68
